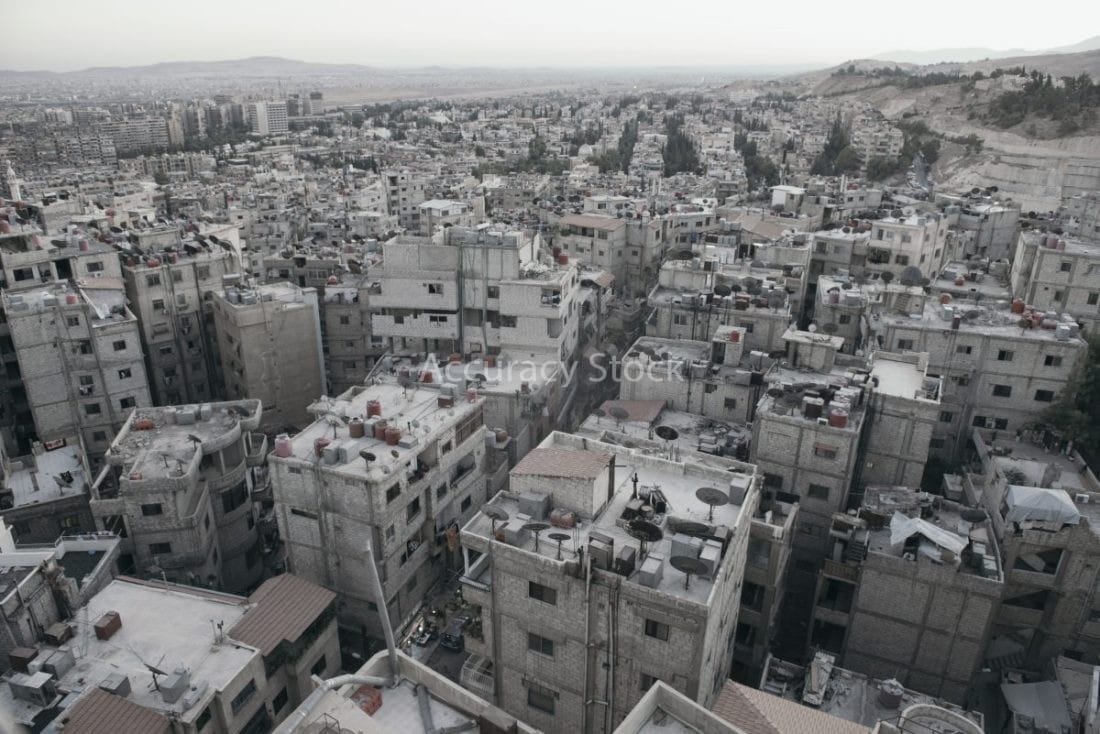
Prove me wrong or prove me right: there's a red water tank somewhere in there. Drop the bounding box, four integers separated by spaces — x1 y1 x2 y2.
366 399 382 418
313 438 331 457
449 353 462 364
385 425 401 446
556 252 569 266
953 276 965 286
728 330 740 343
420 371 434 383
940 293 952 305
827 409 849 428
1010 298 1025 314
133 418 156 431
466 388 478 402
349 418 365 438
373 420 388 440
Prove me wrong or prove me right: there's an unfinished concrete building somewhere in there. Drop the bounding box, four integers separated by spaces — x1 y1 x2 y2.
269 376 488 638
459 431 758 733
811 487 1003 703
1010 231 1100 335
212 280 325 431
88 400 267 591
322 273 387 395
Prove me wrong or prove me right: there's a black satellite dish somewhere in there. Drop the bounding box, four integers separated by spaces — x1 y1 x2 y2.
670 519 711 537
482 505 509 537
628 518 663 557
360 450 376 464
548 531 571 560
820 322 839 335
695 487 730 521
654 425 679 442
899 265 922 286
608 405 630 422
713 284 732 297
591 407 606 419
674 249 694 260
960 508 988 523
522 521 550 552
670 556 709 590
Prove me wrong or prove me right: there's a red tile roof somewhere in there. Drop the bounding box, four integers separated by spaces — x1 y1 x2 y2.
229 573 336 656
512 447 611 479
58 688 172 734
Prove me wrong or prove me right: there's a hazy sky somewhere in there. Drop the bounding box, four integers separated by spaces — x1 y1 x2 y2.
3 0 1098 71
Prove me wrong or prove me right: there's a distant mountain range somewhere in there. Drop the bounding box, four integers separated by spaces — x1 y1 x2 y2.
871 35 1100 65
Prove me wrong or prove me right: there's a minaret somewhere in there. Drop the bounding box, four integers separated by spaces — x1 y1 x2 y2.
4 160 21 202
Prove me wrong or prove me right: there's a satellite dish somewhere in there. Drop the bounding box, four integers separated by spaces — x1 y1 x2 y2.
390 449 400 459
964 310 981 321
670 556 709 590
482 504 509 537
628 518 664 557
591 407 606 419
821 322 838 334
670 520 711 537
674 249 694 260
608 405 630 422
713 284 732 297
960 508 988 523
767 291 785 309
654 425 679 442
548 531 571 560
695 487 730 521
522 521 551 552
899 266 922 286
360 450 376 464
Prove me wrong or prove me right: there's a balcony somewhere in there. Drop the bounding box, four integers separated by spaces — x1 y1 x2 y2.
460 655 495 701
822 559 860 582
246 433 268 467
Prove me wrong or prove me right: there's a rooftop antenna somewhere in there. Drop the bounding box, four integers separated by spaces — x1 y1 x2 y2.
695 486 729 522
631 471 639 500
670 555 708 591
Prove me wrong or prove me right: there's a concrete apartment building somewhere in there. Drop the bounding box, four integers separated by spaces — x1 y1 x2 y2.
269 377 488 638
418 198 473 236
370 226 583 365
0 435 95 543
212 280 325 431
321 274 387 396
1010 231 1100 334
810 487 1003 704
647 258 793 354
122 240 242 406
939 194 1021 262
863 212 949 280
274 648 537 734
2 278 152 459
0 573 337 734
867 297 1088 461
248 100 290 136
557 213 629 290
384 169 428 231
968 430 1100 670
0 523 120 670
458 431 758 733
88 400 267 591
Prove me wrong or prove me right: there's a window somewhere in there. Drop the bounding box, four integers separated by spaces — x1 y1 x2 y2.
77 340 92 355
527 682 556 714
339 315 350 325
807 484 830 501
386 485 401 504
119 396 136 409
1089 292 1099 306
79 375 94 386
997 349 1014 362
84 403 102 416
67 315 80 327
939 411 954 423
112 340 126 351
118 368 132 379
1060 261 1073 272
195 707 212 731
640 673 660 691
838 314 851 324
500 315 517 328
406 496 421 522
146 274 161 286
955 345 972 355
149 542 172 555
529 581 557 605
644 618 670 641
704 383 717 394
972 415 988 428
310 655 327 677
460 496 472 512
436 484 447 499
230 680 256 715
196 265 210 279
487 286 499 299
141 503 163 516
429 315 447 324
897 338 914 350
272 688 288 714
994 418 1008 430
221 482 248 513
814 444 838 460
152 299 165 311
763 473 783 490
1035 389 1055 403
427 283 443 295
723 397 737 409
992 384 1012 398
1053 290 1065 303
527 633 554 656
1044 354 1063 367
87 261 104 273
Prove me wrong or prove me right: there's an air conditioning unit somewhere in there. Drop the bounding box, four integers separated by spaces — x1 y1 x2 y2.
1076 494 1090 504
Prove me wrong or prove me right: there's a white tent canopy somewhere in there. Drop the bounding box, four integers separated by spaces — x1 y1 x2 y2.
1004 485 1081 526
889 512 967 556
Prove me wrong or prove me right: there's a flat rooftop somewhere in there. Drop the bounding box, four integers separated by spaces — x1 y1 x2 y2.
762 654 983 732
382 354 562 396
2 440 88 508
105 400 261 481
0 578 255 728
873 300 1087 343
579 401 752 461
464 432 755 606
281 380 483 482
869 354 939 402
